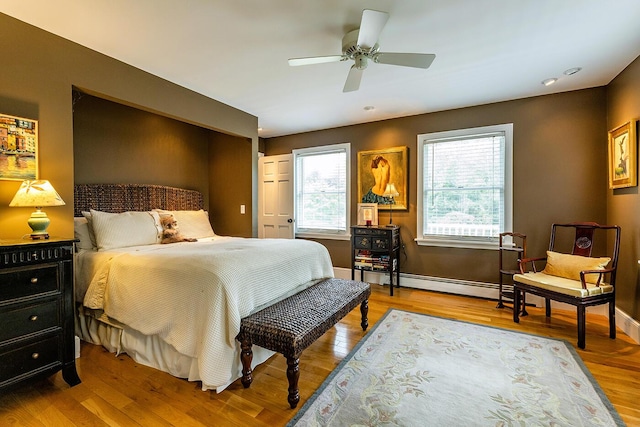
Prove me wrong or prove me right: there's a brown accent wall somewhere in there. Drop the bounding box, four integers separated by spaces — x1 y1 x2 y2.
0 13 258 239
265 88 607 285
73 93 211 206
606 55 640 318
209 133 253 237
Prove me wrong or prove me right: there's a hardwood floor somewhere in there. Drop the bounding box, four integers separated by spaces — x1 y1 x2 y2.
2 285 640 426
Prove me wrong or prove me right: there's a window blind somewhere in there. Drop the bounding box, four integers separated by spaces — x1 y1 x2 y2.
423 132 505 238
295 149 347 232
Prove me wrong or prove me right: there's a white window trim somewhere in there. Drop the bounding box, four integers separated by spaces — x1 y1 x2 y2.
293 143 351 240
416 124 513 250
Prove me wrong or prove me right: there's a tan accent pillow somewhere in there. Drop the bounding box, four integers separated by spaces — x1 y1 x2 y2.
542 251 611 284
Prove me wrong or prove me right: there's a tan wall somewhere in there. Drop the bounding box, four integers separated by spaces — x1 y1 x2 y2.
606 55 640 318
265 88 608 285
0 13 258 239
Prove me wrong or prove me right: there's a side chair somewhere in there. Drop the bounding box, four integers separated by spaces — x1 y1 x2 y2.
512 222 621 349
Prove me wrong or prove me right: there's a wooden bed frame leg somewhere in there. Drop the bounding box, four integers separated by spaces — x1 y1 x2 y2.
239 334 253 388
360 299 369 331
286 356 300 409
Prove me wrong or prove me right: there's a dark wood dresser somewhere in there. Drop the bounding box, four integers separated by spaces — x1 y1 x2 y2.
0 238 80 392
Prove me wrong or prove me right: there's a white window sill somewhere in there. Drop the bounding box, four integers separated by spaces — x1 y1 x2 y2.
296 232 351 241
415 237 498 250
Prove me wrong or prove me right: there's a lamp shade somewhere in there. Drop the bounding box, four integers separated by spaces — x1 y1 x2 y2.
9 180 66 208
382 183 399 198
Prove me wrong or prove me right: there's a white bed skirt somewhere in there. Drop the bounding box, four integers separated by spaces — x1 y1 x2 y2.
75 306 275 393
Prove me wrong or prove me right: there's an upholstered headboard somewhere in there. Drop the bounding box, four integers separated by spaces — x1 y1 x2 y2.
74 184 204 216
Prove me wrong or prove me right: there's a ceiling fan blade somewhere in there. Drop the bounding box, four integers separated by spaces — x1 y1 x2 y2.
375 52 436 69
288 55 345 67
343 65 363 92
356 9 389 50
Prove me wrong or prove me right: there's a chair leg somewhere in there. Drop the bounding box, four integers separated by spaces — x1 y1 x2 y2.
577 306 586 349
520 291 528 317
609 301 616 339
513 288 521 323
545 298 551 317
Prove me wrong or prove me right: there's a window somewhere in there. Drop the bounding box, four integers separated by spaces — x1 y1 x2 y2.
416 124 513 249
293 143 351 240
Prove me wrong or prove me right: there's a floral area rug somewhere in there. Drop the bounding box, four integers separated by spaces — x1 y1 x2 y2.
288 309 624 426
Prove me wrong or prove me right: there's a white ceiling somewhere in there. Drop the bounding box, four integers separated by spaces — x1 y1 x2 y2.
2 0 640 138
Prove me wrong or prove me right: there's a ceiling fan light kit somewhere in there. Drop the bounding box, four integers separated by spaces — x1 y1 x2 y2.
288 9 436 93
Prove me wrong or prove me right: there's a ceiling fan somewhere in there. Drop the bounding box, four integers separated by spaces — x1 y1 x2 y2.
288 9 436 93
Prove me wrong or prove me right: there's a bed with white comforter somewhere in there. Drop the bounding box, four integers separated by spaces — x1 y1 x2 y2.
73 184 334 392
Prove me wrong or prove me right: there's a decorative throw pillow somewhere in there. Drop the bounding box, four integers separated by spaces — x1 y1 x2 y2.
81 211 97 249
89 209 163 251
74 217 94 250
543 251 611 284
154 209 215 239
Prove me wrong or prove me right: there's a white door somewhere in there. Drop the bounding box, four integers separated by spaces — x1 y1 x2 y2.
258 154 294 238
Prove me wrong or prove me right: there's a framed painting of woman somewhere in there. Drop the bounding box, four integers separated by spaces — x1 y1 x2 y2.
357 146 408 210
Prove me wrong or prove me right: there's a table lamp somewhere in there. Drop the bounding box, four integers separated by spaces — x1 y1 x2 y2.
9 180 66 239
382 183 399 227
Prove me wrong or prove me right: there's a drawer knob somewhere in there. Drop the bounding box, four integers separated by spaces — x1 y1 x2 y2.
30 277 38 284
30 315 38 322
31 352 39 359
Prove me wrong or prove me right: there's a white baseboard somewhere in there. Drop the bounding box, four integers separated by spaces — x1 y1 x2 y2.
334 267 640 345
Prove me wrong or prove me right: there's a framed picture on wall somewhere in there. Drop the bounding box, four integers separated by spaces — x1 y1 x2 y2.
608 119 637 189
0 113 38 180
357 146 408 210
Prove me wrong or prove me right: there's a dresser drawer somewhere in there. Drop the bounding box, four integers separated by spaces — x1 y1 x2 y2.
0 300 60 343
0 335 61 384
0 264 59 302
354 227 387 236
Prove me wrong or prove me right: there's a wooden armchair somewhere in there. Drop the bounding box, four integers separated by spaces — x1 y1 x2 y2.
512 222 621 349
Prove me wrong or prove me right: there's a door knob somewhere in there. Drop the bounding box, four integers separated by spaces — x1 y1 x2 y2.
287 218 293 223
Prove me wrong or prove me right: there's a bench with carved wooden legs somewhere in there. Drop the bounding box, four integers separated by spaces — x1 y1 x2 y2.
236 278 371 408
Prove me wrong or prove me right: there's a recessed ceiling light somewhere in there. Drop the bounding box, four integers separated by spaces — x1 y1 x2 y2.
364 106 375 111
542 78 558 86
563 67 582 76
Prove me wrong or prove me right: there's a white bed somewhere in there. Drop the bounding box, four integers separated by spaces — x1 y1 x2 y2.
73 184 334 392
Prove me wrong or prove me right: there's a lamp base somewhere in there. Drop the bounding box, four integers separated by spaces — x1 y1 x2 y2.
27 209 51 240
29 232 50 240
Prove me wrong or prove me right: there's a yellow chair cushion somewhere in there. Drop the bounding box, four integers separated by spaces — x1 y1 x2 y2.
514 272 613 298
542 251 610 284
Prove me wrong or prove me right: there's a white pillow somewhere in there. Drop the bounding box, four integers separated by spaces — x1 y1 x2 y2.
89 209 163 251
154 209 215 239
74 217 94 250
81 211 97 249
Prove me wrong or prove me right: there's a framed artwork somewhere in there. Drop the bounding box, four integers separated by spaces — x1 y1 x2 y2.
357 203 378 226
357 146 408 210
0 113 38 180
608 119 637 189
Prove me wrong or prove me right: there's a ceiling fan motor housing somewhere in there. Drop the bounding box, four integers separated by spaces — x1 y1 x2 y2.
342 29 379 69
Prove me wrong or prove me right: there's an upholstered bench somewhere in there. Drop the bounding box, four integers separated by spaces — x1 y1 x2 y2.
236 278 371 408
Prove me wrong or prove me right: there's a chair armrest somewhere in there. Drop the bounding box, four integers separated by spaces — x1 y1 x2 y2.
579 268 615 288
518 256 546 274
